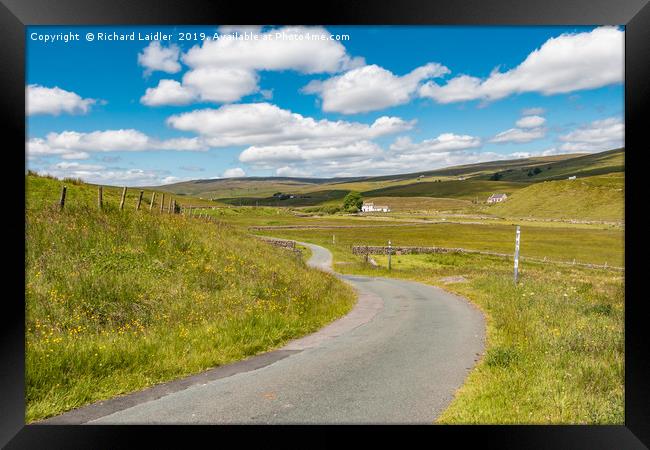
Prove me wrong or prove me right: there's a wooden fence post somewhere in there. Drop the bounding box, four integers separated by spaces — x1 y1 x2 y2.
136 190 144 211
149 192 155 210
97 186 103 210
168 197 173 214
59 186 67 210
119 187 127 210
160 193 165 212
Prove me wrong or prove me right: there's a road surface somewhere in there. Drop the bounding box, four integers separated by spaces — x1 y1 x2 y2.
50 242 485 424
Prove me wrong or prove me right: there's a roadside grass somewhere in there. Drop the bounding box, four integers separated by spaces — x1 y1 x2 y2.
257 229 624 424
26 175 356 422
364 254 624 424
297 243 313 264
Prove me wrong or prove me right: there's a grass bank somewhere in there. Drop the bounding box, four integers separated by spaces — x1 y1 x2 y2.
25 175 356 422
488 173 624 222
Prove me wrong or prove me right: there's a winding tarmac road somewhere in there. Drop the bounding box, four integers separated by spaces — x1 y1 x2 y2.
48 242 485 424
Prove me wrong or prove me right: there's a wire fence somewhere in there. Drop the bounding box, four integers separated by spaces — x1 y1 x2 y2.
350 245 623 272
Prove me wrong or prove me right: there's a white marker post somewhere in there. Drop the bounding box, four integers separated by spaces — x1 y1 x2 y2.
388 240 392 271
514 226 521 284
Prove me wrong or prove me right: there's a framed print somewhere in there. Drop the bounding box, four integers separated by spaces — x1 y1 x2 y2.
2 0 649 447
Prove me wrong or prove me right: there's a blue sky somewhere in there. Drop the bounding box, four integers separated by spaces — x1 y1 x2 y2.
26 25 624 185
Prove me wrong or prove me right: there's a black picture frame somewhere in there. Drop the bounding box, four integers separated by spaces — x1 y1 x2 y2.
2 0 648 447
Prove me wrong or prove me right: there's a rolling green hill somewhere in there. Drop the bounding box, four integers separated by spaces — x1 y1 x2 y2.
487 173 624 222
476 148 624 182
154 176 363 200
363 180 527 201
152 148 624 209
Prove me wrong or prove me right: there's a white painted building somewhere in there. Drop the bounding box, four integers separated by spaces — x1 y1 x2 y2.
487 193 508 204
361 202 391 213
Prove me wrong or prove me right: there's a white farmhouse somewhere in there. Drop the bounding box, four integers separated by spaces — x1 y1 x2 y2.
361 202 391 213
487 193 508 204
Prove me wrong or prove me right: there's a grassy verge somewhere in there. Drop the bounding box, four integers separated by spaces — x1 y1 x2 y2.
258 229 624 424
25 175 356 422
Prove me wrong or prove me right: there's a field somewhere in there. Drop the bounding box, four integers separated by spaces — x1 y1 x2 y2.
362 179 526 201
25 174 356 422
361 196 473 212
258 222 624 267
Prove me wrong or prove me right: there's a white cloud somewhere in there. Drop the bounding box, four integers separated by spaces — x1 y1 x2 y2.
522 107 545 116
161 176 182 184
238 130 482 178
491 127 546 143
303 150 509 178
182 67 259 103
140 26 361 107
52 161 104 171
141 79 196 106
60 152 90 160
389 133 481 154
559 117 624 152
275 166 312 177
138 41 181 75
419 26 623 104
222 167 246 178
27 129 208 160
240 141 382 164
141 26 363 106
33 165 172 187
303 63 449 114
491 113 547 144
27 84 97 116
183 26 361 74
515 115 546 128
167 103 413 149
